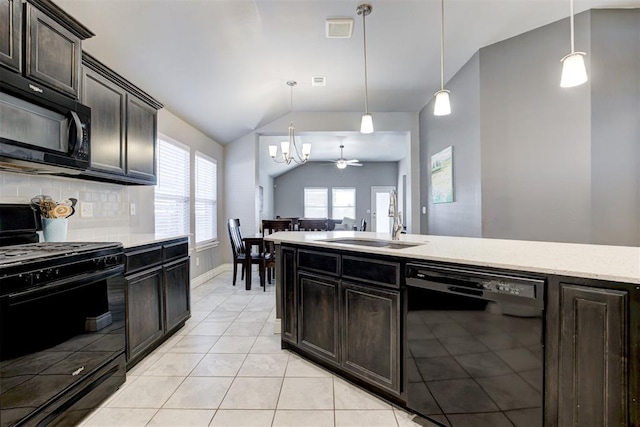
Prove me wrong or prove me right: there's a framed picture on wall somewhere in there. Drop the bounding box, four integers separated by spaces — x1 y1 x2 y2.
431 146 453 203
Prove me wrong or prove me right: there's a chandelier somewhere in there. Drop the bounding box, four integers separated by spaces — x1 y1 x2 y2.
269 81 311 164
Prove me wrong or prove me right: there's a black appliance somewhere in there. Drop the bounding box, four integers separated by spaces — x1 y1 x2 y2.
0 205 125 427
0 70 90 175
405 263 545 427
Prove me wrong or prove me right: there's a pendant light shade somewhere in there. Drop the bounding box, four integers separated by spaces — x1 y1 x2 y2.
269 81 311 165
433 90 451 116
560 0 588 87
360 113 374 134
357 4 374 134
434 0 451 116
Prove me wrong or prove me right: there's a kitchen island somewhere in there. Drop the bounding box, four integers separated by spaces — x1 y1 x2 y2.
264 231 639 426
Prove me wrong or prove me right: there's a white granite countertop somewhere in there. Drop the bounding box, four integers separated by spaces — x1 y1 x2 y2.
264 231 640 284
119 234 190 249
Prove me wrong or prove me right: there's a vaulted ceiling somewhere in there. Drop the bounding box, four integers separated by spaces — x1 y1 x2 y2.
57 0 636 149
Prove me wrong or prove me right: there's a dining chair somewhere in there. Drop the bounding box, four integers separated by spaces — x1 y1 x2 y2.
298 218 328 231
227 218 265 287
359 218 367 231
261 219 293 290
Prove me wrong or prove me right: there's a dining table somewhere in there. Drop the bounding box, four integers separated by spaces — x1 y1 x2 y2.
242 234 264 290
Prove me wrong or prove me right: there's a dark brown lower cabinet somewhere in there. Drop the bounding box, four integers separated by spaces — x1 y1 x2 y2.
341 281 400 394
281 247 297 344
164 257 190 333
298 272 340 365
125 266 164 362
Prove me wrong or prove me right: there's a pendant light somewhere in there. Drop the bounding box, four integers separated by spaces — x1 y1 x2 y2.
357 4 374 134
269 81 311 165
433 0 451 116
560 0 587 87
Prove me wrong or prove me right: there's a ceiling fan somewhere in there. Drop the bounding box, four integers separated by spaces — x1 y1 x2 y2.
329 145 363 169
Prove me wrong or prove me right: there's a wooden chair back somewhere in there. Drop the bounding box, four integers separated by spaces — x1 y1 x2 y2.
298 218 328 231
227 218 245 257
262 219 293 236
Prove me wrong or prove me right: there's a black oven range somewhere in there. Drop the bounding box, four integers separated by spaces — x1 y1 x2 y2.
0 205 126 427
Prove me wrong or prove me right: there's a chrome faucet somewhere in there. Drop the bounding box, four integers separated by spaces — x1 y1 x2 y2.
388 189 402 240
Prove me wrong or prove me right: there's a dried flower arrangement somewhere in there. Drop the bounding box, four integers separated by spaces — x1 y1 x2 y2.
30 195 78 219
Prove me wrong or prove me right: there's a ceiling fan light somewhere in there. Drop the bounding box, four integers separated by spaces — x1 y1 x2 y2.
268 145 278 159
360 113 374 134
336 160 348 169
302 143 312 157
433 90 451 116
560 52 588 87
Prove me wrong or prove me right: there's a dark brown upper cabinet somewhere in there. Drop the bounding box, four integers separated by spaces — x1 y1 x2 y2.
81 52 162 185
0 0 22 72
23 0 93 98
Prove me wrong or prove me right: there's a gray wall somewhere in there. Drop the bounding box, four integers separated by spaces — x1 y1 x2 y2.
273 162 399 223
419 9 640 246
420 52 482 237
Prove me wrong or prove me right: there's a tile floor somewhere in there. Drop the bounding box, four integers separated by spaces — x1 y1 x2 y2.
80 270 435 427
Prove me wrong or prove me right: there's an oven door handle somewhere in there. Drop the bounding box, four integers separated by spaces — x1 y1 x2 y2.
8 265 124 305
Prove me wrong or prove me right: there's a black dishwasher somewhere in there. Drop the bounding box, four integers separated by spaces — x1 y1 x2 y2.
405 263 545 427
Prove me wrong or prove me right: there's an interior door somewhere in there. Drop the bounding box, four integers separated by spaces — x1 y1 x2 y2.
370 186 395 233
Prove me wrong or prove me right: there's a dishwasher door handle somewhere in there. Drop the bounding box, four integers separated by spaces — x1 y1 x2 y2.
447 286 483 297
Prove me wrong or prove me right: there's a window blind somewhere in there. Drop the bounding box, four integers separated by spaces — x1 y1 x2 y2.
155 138 190 238
332 188 356 219
304 187 328 218
195 152 217 244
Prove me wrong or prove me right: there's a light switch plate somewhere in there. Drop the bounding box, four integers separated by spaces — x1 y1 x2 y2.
80 202 93 218
130 203 136 216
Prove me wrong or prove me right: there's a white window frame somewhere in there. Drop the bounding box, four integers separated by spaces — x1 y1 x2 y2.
154 135 190 239
195 152 218 248
331 187 356 219
304 187 328 218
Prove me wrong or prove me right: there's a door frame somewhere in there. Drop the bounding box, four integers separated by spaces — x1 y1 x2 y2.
370 186 396 233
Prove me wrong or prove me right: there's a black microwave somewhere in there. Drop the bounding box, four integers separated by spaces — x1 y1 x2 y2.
0 69 90 175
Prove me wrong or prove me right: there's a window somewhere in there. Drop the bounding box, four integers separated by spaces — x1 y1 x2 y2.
195 152 217 245
155 137 190 238
332 188 356 219
304 187 328 218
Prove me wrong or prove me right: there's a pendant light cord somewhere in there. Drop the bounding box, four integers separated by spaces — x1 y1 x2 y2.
569 0 575 53
362 10 369 114
440 0 445 90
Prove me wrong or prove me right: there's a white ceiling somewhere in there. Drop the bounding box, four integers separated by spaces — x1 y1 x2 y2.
56 0 636 153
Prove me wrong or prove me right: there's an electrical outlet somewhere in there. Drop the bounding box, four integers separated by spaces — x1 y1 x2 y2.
80 202 93 218
130 203 136 216
196 257 200 266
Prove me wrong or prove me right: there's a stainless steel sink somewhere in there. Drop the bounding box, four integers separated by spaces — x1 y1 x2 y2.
321 238 424 250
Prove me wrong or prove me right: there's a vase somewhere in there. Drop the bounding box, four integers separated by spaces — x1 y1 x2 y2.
42 218 68 242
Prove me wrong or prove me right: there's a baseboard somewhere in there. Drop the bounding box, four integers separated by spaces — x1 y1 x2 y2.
191 263 232 288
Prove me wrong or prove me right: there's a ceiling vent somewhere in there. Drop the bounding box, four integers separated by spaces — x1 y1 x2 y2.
311 76 326 87
326 18 353 38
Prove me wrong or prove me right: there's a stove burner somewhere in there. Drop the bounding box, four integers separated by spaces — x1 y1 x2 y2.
0 242 122 265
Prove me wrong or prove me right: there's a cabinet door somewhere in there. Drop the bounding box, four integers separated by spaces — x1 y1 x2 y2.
0 0 21 72
342 281 400 394
82 66 126 175
164 257 190 333
298 272 340 364
558 284 628 427
125 266 164 363
25 4 80 97
126 94 157 184
281 247 297 344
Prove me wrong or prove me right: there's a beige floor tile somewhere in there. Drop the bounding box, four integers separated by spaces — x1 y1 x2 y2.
188 321 232 336
163 377 233 409
188 311 213 322
250 335 287 354
107 376 184 408
394 408 425 427
209 409 274 427
285 355 333 378
238 353 290 377
205 310 241 322
142 352 205 376
190 353 246 377
219 377 284 409
224 321 265 337
81 408 157 426
277 377 334 410
335 410 399 426
210 336 257 353
272 410 335 427
146 409 215 426
235 311 271 322
126 352 162 376
167 335 220 353
334 377 391 410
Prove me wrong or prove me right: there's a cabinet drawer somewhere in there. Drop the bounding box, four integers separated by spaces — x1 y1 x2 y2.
163 240 188 263
298 249 340 276
125 245 162 274
342 255 400 289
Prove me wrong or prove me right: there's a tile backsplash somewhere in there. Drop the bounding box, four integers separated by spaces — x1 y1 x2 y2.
1 171 154 241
